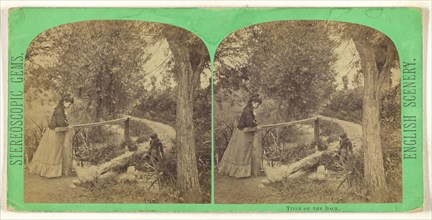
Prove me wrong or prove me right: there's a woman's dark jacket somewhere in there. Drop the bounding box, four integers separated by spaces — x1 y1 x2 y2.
237 105 257 130
48 106 69 129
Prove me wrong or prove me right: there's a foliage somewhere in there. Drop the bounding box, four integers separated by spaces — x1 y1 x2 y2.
25 20 210 201
193 86 211 144
24 119 46 165
214 21 339 169
131 85 210 144
264 142 315 165
72 127 126 166
260 119 345 165
132 89 177 125
215 21 338 120
124 150 178 187
321 83 402 201
321 88 363 123
262 125 306 146
74 142 126 166
84 127 111 144
380 83 401 129
130 85 211 199
25 21 166 120
196 144 211 201
380 84 402 202
382 139 402 202
79 181 183 203
272 175 367 203
158 153 178 188
214 119 236 164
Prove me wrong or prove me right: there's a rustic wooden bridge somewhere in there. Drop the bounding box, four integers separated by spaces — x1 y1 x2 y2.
61 117 132 175
245 116 322 176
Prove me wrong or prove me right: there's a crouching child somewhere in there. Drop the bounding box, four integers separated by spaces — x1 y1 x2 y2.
148 133 164 168
337 132 353 164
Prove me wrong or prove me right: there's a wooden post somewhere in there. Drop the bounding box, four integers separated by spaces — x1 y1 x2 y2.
62 128 74 175
314 117 320 143
124 118 130 143
251 130 262 176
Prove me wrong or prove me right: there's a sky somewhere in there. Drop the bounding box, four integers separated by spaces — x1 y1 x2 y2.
333 38 400 90
141 38 211 91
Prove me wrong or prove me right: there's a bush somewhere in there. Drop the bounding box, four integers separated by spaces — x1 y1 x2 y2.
383 144 402 202
318 151 339 171
88 143 124 165
380 84 401 127
131 90 176 124
158 153 177 188
214 120 236 164
262 126 306 150
24 120 46 165
265 143 316 165
196 144 211 201
380 84 402 202
86 126 112 143
322 88 363 123
73 130 126 166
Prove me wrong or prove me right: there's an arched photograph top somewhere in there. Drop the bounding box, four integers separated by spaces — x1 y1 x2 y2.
24 20 211 204
214 20 401 204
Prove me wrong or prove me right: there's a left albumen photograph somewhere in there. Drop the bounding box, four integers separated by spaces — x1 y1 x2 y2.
24 20 211 203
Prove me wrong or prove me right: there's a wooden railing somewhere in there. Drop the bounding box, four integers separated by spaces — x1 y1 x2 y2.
61 117 130 175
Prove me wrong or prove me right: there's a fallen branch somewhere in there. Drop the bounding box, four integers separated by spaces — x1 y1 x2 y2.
147 172 164 190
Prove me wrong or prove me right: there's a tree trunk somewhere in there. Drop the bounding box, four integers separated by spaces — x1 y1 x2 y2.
108 68 115 117
353 39 387 201
170 43 202 203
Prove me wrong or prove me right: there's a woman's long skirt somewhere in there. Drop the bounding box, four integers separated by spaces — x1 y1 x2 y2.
29 129 65 178
218 128 254 178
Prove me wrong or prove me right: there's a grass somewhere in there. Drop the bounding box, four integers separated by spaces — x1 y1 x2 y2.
272 176 367 203
81 181 183 203
78 176 211 203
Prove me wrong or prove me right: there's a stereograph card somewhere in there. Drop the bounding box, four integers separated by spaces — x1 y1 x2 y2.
5 7 425 213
